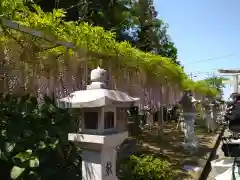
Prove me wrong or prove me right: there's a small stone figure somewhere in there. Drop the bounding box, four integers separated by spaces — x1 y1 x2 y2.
178 90 199 153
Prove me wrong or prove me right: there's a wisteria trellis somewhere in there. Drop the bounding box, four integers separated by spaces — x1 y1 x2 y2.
0 50 204 110
0 26 204 111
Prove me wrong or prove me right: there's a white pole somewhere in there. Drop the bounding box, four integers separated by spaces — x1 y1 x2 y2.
233 75 239 93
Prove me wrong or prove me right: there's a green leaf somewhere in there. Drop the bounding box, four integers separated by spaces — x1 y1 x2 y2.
14 149 32 163
37 141 46 149
10 166 25 179
5 142 15 153
29 156 40 168
48 139 59 149
28 171 40 179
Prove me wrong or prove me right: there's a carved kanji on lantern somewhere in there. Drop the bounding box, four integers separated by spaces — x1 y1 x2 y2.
105 161 113 176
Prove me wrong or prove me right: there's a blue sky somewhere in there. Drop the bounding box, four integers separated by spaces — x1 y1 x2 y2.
154 0 240 100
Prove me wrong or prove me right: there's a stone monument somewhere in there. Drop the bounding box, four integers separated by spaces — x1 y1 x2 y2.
144 105 154 128
57 67 139 180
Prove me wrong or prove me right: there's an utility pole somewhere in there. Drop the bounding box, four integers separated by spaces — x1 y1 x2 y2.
190 72 193 80
210 73 216 89
189 72 197 80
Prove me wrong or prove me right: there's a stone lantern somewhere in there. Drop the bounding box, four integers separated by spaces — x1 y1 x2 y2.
178 90 200 153
57 67 139 180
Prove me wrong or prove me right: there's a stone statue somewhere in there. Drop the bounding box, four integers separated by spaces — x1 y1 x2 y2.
202 98 216 133
178 90 199 153
212 99 219 126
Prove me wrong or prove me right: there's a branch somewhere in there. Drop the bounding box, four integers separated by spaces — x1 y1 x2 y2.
2 27 24 48
39 45 60 52
0 17 104 61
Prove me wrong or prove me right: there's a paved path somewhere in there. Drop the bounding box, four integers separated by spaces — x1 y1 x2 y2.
207 129 230 179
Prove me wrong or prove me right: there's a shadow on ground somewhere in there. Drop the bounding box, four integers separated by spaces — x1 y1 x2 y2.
117 119 220 180
139 120 220 179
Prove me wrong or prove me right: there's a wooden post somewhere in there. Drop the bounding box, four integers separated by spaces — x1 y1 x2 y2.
0 70 5 93
158 83 164 137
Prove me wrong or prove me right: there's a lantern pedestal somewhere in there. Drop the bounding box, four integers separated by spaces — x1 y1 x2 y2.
68 132 128 180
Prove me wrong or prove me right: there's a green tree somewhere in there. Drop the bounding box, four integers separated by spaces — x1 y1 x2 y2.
203 75 228 98
29 0 136 41
26 0 180 65
128 0 179 64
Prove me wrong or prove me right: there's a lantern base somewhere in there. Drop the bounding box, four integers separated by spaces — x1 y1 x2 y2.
68 131 128 180
68 131 128 147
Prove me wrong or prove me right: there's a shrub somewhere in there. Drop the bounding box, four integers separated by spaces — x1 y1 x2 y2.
119 155 177 180
0 93 81 180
